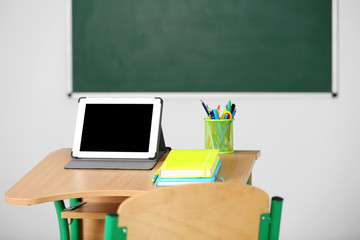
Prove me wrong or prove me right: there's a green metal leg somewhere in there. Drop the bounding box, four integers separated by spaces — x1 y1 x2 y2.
54 200 70 240
269 196 284 240
104 212 119 240
70 198 81 240
104 212 127 240
247 173 252 185
258 213 271 240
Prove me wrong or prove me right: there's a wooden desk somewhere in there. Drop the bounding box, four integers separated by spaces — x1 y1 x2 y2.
5 149 260 240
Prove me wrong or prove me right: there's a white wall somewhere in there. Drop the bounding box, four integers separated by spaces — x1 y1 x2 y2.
1 0 360 239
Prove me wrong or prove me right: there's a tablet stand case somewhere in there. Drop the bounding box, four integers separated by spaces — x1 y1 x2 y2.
65 127 169 170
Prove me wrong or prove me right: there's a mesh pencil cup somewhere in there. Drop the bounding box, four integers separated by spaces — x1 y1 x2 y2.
204 119 234 154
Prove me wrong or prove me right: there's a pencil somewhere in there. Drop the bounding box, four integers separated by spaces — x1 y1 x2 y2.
201 100 210 116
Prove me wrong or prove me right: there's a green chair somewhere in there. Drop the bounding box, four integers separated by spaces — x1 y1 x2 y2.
104 183 283 240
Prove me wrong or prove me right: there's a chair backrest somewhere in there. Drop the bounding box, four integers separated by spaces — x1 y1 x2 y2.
111 183 274 240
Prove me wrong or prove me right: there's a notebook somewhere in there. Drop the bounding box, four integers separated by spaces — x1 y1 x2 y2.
159 149 219 178
155 159 221 187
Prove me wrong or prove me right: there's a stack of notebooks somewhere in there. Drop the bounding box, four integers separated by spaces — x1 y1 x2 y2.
155 149 221 187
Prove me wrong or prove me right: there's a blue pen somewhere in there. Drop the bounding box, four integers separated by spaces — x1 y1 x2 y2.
210 110 215 119
231 109 237 119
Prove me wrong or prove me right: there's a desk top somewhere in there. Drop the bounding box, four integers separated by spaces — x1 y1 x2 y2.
5 149 260 205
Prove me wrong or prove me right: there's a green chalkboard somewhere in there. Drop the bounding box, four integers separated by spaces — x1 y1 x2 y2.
72 0 332 93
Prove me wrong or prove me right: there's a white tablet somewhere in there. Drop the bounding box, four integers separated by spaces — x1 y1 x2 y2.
72 97 162 159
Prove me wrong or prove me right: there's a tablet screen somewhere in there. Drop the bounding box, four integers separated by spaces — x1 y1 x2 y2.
80 104 153 152
72 98 162 159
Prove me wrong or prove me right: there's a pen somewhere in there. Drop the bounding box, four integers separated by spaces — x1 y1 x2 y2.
232 109 237 119
231 103 235 113
201 100 210 116
152 169 160 183
213 109 220 119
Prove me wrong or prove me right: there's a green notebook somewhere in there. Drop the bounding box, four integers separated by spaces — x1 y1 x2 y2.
159 149 219 178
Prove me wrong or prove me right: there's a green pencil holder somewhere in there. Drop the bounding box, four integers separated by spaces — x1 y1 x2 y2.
204 119 234 154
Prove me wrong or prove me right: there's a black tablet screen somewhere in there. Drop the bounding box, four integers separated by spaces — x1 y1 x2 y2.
80 104 153 152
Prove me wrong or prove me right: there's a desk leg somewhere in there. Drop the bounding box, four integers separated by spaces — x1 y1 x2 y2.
70 198 81 240
54 200 70 240
247 173 252 185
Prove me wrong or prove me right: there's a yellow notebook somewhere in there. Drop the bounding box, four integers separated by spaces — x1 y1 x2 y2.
159 149 219 178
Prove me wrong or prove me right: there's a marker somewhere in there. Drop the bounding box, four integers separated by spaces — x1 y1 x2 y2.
210 110 215 119
227 100 232 112
201 100 210 116
231 103 235 113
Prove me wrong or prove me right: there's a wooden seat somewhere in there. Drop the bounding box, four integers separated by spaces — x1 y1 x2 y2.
104 183 283 240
